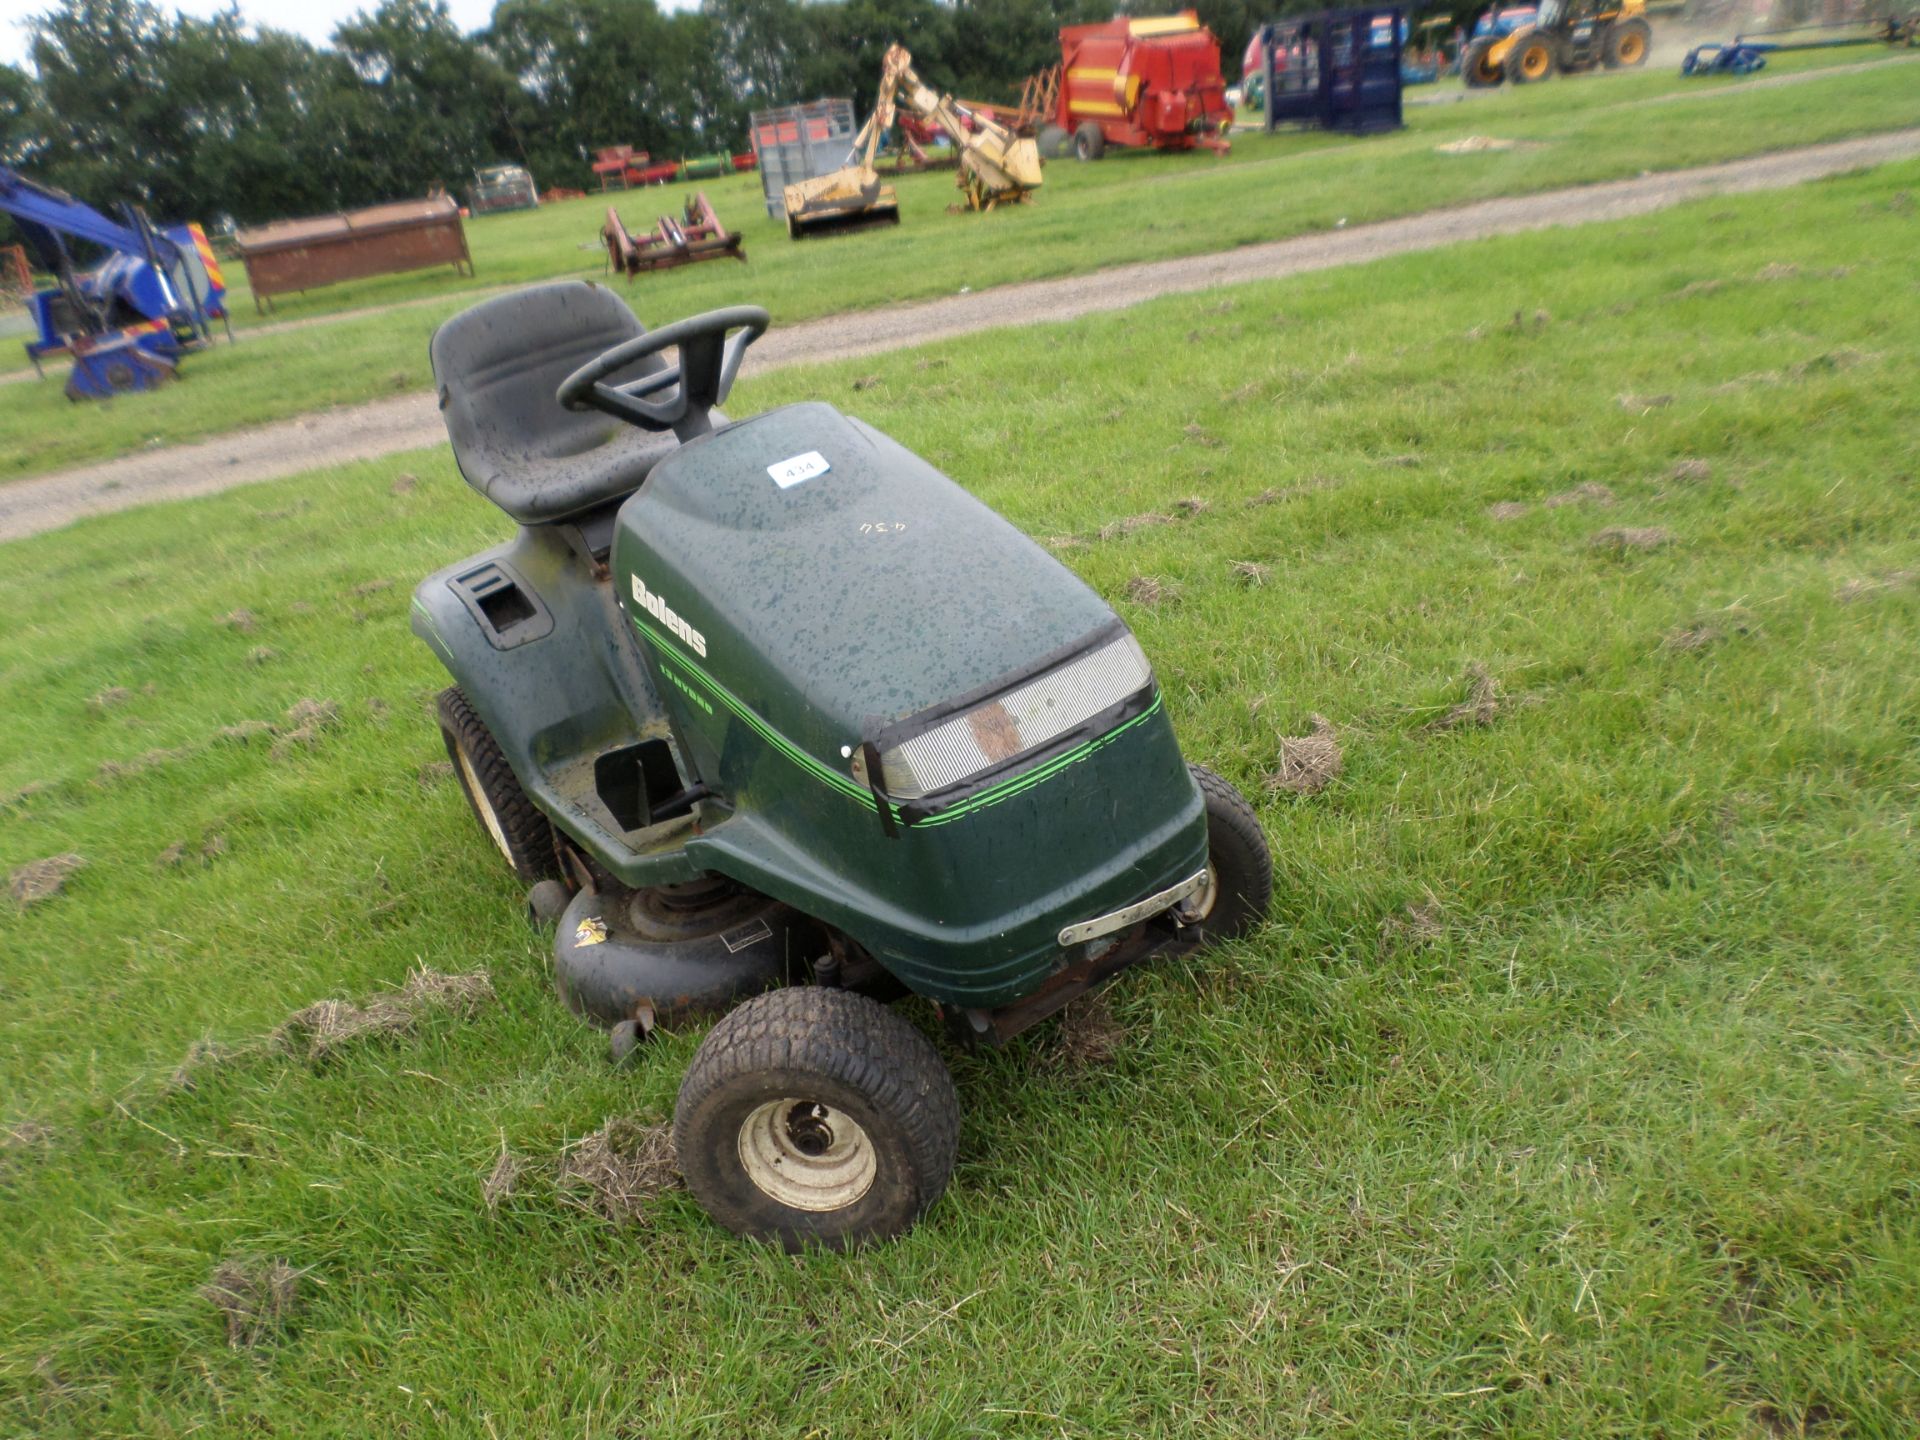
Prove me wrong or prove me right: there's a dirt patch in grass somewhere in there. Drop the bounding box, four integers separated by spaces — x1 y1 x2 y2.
1428 664 1502 732
1546 482 1615 508
1617 393 1673 413
390 472 418 495
1175 495 1211 514
1267 715 1342 796
1182 425 1222 449
201 1256 301 1348
417 760 455 787
246 646 277 666
220 609 259 634
1788 348 1871 380
1834 568 1916 604
1097 512 1177 542
1665 608 1761 652
166 1037 230 1093
556 1117 680 1224
482 1142 528 1216
270 698 342 759
4 1117 54 1151
1670 458 1714 483
88 686 133 713
1754 261 1801 281
350 578 393 598
2 781 50 811
215 719 277 745
1381 897 1445 951
1053 991 1127 1071
1592 526 1673 552
1230 560 1270 586
1125 575 1178 608
272 967 493 1061
9 853 84 907
1487 501 1532 521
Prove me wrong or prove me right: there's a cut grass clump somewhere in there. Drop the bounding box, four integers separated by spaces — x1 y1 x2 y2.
200 1257 301 1349
1592 525 1674 552
555 1118 680 1225
1428 664 1503 732
8 853 83 907
1268 714 1343 796
273 968 493 1061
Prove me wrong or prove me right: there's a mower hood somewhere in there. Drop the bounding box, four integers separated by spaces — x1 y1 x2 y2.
614 401 1122 790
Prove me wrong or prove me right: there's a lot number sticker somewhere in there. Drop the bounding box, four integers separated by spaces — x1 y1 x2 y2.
769 451 830 488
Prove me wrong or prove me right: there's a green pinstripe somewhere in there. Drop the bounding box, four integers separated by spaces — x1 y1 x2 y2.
629 612 1161 828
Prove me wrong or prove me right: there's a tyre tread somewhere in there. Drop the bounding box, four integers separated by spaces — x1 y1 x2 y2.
436 685 560 884
674 988 959 1247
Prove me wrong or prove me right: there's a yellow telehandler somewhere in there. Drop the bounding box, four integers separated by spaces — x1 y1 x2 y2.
1463 0 1652 86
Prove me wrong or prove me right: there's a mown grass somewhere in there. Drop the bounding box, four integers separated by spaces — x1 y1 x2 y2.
0 49 1915 478
2 156 1917 1436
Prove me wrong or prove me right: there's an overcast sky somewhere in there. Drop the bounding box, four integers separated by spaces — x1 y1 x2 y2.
0 0 695 69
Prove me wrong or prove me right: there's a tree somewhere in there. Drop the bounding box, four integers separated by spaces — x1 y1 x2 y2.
331 0 523 194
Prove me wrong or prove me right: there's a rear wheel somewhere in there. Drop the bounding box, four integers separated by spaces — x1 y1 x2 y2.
674 987 960 1250
437 686 559 885
1505 33 1557 82
1186 764 1274 943
1462 36 1505 86
1037 123 1070 159
1073 121 1107 162
1604 18 1651 67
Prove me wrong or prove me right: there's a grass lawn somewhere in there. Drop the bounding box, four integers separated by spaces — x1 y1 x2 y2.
0 49 1915 478
3 155 1917 1435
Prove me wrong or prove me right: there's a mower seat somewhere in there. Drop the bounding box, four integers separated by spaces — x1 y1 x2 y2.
431 282 679 526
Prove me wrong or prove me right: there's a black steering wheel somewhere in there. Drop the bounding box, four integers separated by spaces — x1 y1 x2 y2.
557 305 769 440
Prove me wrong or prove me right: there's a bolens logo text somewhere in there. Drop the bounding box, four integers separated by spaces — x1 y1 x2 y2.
630 574 708 658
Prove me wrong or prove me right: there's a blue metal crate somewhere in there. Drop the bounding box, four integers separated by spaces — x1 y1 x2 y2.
1261 6 1407 136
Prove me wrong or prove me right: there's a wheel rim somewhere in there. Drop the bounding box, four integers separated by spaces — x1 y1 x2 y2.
737 1098 876 1212
1523 45 1549 76
453 740 513 864
1619 32 1644 61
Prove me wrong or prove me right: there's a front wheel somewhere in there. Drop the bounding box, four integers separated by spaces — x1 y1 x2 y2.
1604 18 1651 67
1187 764 1273 943
1463 37 1504 87
674 987 960 1250
1505 33 1557 82
1073 121 1107 162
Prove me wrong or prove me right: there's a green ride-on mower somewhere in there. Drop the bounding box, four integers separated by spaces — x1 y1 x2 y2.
413 282 1273 1249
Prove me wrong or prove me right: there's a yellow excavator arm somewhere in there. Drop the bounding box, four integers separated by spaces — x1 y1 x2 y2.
879 44 1044 209
781 42 1042 234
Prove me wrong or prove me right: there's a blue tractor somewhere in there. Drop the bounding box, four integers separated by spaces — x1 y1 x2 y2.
0 167 228 401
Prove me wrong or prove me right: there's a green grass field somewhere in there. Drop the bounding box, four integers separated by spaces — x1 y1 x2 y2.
2 152 1915 1434
0 49 1915 480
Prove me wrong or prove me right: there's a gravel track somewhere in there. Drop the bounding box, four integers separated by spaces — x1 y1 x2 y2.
4 127 1916 544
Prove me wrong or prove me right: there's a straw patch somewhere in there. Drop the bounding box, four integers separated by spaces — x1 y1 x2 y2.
1267 714 1342 796
272 967 494 1061
200 1256 301 1348
1591 526 1673 552
9 853 84 907
1428 664 1502 732
556 1118 681 1224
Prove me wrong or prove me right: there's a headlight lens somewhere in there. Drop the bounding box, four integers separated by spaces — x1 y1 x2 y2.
854 633 1153 800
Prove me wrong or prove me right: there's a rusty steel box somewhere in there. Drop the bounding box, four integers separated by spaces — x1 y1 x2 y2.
233 196 472 311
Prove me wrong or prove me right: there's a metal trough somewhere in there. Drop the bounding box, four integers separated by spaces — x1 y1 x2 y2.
232 196 472 312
